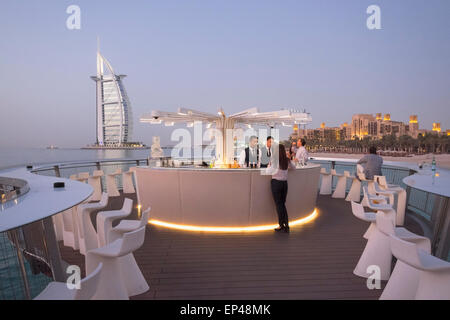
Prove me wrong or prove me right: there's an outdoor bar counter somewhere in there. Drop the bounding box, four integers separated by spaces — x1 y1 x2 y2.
132 164 321 230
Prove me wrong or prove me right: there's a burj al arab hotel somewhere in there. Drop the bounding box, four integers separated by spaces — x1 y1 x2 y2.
89 48 144 149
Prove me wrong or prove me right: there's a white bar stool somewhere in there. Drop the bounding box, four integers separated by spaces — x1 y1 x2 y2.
52 213 64 241
380 234 431 300
96 198 133 247
93 170 103 177
109 207 151 243
359 172 375 207
345 171 361 202
375 175 407 226
351 201 376 240
88 171 103 202
106 168 122 197
319 168 332 195
77 172 90 183
122 170 136 194
389 234 450 300
362 185 396 217
62 206 80 250
54 174 78 242
373 180 396 206
34 263 103 300
86 226 147 300
77 192 109 255
354 213 428 281
331 169 346 199
107 207 151 297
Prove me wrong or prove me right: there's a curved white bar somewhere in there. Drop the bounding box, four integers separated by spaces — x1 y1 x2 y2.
0 167 93 232
403 170 450 198
132 164 321 229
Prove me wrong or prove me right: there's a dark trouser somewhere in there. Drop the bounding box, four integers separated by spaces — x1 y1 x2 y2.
271 179 289 228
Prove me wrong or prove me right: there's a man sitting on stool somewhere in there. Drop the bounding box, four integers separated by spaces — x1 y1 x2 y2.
239 135 260 168
357 146 383 180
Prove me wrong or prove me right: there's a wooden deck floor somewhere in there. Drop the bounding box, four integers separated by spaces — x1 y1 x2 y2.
59 193 423 300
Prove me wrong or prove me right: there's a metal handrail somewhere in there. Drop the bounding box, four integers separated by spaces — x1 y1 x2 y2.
30 158 153 175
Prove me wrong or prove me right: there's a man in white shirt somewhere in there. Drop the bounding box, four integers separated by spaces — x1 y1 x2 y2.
239 135 260 167
294 138 308 165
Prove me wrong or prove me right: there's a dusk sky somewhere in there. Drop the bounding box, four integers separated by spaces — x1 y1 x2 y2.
1 0 449 148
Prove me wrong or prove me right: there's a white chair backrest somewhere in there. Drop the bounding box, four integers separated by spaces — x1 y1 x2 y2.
376 213 395 236
99 192 108 207
320 167 327 174
62 208 74 232
118 226 146 256
139 207 151 228
389 235 423 269
351 201 364 219
74 262 103 300
376 175 388 188
363 186 369 199
69 174 77 180
330 169 336 175
373 181 384 193
78 172 90 179
121 198 133 215
344 170 351 177
93 170 104 177
115 168 122 174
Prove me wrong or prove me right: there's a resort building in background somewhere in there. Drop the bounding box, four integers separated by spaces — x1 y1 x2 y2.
291 113 449 142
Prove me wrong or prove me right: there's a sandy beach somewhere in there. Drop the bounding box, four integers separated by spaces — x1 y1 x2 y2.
309 152 450 170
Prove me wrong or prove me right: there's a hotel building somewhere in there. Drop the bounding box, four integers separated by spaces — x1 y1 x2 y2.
292 113 446 142
90 50 133 146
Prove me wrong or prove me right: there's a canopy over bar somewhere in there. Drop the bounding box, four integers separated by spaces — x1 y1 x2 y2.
140 107 312 165
141 107 312 127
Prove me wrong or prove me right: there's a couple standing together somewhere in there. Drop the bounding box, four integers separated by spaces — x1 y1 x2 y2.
240 136 309 233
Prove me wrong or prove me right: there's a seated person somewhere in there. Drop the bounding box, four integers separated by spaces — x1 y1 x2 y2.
357 146 383 180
